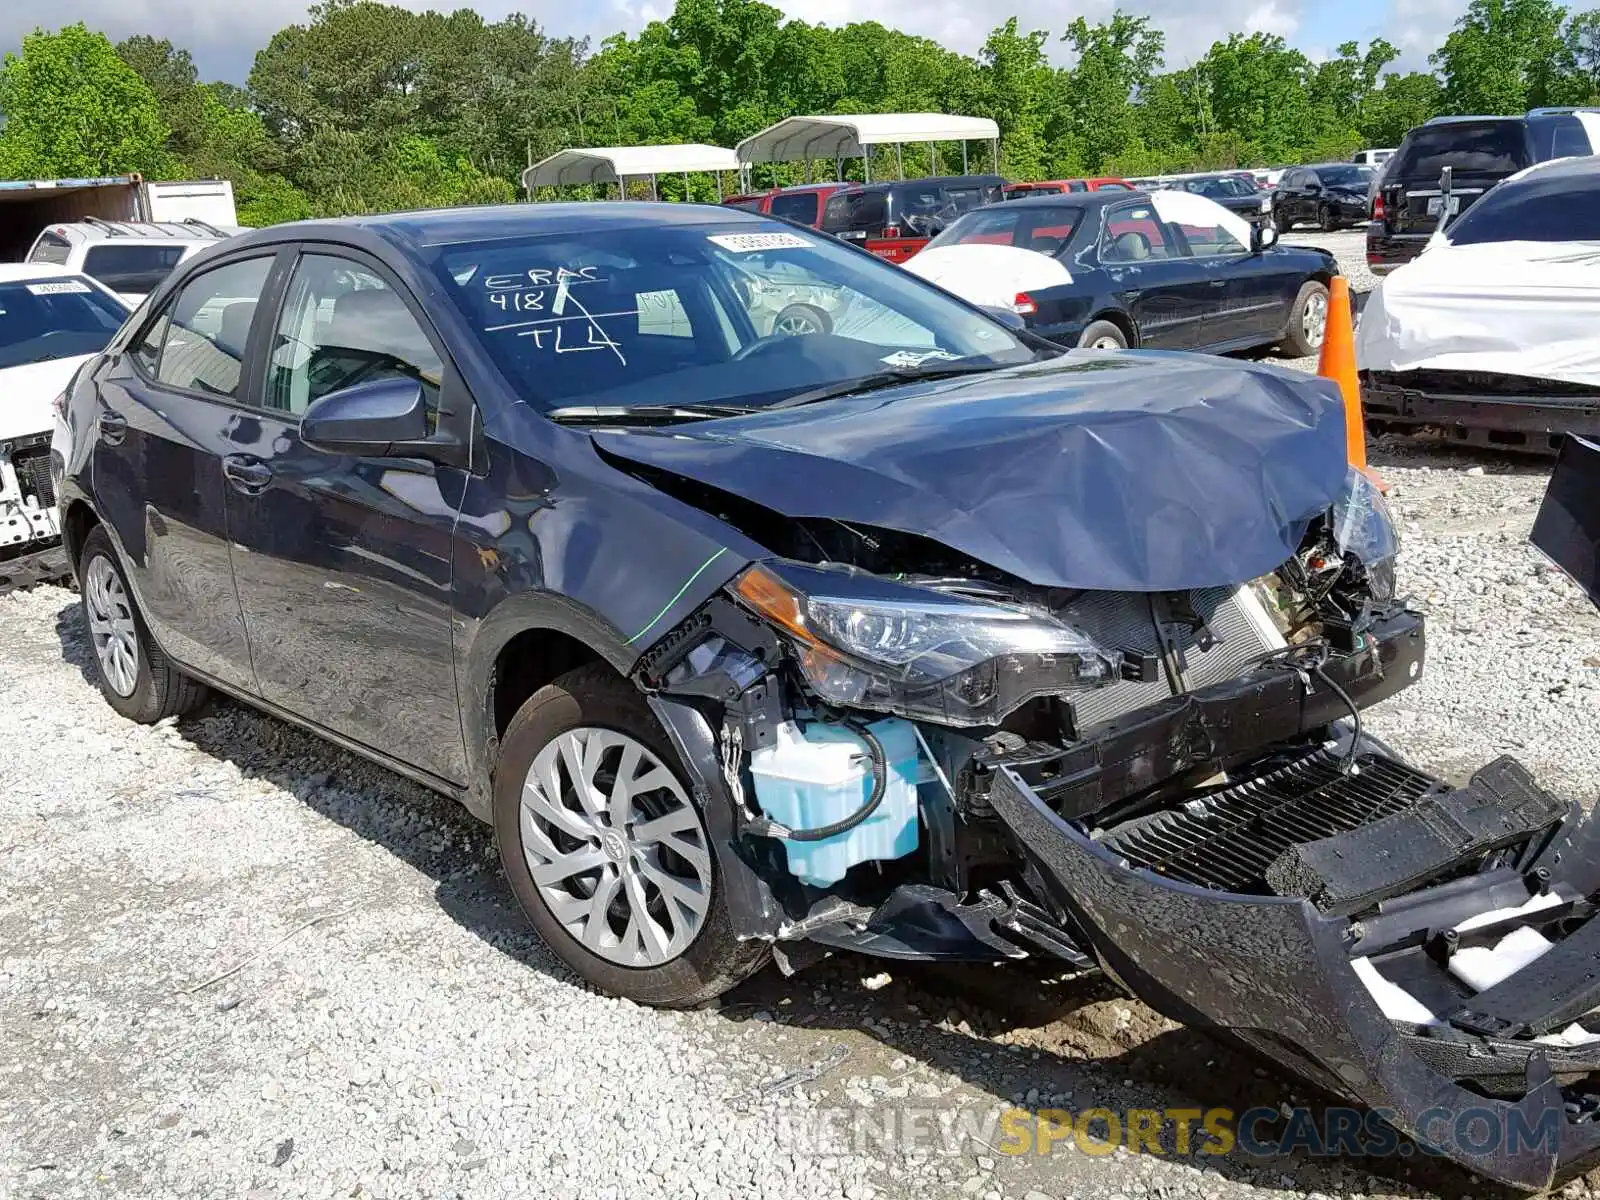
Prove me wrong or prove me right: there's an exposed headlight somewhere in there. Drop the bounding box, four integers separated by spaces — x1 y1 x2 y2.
1331 467 1400 600
1259 195 1272 213
732 562 1120 726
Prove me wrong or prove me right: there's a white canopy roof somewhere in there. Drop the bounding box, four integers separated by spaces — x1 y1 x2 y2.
735 114 1000 165
522 144 740 190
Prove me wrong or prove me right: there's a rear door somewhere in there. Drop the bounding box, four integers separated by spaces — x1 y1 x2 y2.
89 252 279 691
1096 200 1208 349
221 248 468 784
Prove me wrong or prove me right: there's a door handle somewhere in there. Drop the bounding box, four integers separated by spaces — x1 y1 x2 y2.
222 454 273 496
98 412 127 445
1210 279 1228 287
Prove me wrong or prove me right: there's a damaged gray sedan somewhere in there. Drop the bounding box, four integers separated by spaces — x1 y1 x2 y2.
54 204 1600 1191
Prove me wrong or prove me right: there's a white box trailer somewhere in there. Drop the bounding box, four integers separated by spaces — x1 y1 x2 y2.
0 176 238 259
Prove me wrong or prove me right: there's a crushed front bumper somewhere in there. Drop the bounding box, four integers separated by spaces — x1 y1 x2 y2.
1363 371 1600 456
986 743 1600 1189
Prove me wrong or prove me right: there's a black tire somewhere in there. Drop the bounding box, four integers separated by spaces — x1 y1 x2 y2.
493 663 770 1007
772 302 832 337
1281 279 1331 358
77 525 208 723
1077 319 1128 350
1318 203 1339 233
1275 204 1294 232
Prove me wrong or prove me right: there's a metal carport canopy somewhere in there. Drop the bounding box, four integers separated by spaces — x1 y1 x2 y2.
521 144 740 190
735 114 1001 164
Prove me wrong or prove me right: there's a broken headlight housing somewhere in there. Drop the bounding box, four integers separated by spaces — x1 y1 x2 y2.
1330 467 1400 600
731 561 1120 726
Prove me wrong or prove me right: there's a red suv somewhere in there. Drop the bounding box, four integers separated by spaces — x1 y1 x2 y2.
818 175 1007 263
720 183 851 228
1001 178 1134 199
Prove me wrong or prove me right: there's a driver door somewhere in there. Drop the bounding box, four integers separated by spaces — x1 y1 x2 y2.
221 248 469 784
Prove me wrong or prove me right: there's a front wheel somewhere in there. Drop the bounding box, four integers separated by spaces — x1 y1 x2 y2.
493 664 769 1007
1318 203 1339 233
78 525 208 723
1281 280 1331 357
1077 319 1128 350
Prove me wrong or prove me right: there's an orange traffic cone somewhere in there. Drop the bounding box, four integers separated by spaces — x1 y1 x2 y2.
1318 276 1387 491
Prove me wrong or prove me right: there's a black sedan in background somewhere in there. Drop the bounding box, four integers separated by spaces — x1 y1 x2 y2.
1273 163 1376 230
906 191 1337 357
1165 172 1275 226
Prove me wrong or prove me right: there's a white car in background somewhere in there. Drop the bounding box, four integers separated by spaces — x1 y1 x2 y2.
0 264 131 591
25 219 241 306
1357 154 1600 452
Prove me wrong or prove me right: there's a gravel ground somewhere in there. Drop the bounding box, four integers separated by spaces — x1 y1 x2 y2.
4 234 1598 1200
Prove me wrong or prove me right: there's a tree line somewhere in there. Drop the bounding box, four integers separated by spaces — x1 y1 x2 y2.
1 0 1597 225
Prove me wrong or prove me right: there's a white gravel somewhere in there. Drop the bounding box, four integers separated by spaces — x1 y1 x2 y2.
3 236 1598 1200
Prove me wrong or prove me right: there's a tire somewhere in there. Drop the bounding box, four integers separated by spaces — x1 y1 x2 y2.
1077 319 1128 350
1281 280 1331 358
1275 205 1293 232
77 525 208 723
772 303 832 337
493 663 770 1007
1318 203 1339 233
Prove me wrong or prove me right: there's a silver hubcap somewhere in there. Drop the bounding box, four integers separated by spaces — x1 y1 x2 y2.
519 727 711 968
774 310 822 336
84 556 138 697
1303 292 1329 346
1091 335 1122 350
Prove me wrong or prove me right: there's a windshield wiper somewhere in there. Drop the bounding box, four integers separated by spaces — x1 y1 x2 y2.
765 361 1008 412
546 403 758 426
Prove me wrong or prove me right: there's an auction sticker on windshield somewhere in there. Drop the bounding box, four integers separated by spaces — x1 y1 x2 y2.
708 232 814 253
27 280 91 296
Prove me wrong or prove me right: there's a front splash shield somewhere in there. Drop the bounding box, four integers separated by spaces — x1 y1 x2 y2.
986 761 1600 1190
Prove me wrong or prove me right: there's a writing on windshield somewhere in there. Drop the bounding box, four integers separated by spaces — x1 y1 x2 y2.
480 266 627 364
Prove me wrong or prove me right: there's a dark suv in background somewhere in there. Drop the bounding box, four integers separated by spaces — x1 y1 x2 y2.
1273 163 1376 230
819 175 1006 262
1367 109 1599 273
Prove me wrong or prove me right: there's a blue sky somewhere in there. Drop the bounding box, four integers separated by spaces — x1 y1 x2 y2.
3 0 1459 86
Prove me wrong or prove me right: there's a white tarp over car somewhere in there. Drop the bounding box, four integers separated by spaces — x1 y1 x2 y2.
522 145 740 191
1357 240 1600 388
903 244 1073 310
735 114 1000 165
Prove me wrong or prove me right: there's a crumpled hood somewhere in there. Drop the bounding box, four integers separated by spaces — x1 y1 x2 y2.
593 352 1350 592
0 355 91 443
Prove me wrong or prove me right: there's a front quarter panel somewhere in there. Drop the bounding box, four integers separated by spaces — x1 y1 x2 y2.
452 405 771 811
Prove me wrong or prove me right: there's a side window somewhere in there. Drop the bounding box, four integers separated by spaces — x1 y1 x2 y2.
1173 215 1248 257
1101 204 1172 263
266 254 443 416
130 310 171 376
152 257 274 398
768 192 820 224
30 233 72 265
82 244 189 295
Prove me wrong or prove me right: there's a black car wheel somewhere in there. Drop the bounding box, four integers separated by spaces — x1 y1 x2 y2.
1318 203 1339 233
1275 203 1294 231
493 663 770 1007
1077 319 1128 350
78 525 208 723
1281 280 1330 357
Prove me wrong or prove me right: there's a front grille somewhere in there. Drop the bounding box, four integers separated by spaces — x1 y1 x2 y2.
1099 749 1446 894
12 447 54 508
1056 586 1279 732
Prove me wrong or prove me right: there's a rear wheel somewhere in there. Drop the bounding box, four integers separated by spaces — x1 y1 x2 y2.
78 525 208 723
1318 203 1339 232
493 664 769 1007
1078 319 1128 350
1281 280 1330 357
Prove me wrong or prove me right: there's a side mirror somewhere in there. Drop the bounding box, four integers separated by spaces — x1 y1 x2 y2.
300 376 432 458
982 306 1028 331
1251 223 1280 253
1305 182 1323 194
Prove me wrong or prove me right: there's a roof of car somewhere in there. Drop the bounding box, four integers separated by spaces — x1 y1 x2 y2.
1509 153 1600 183
975 191 1147 212
39 219 236 244
1421 114 1524 127
829 175 1006 193
0 263 75 282
231 201 773 250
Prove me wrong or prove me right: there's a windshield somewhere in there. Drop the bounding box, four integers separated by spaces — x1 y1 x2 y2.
0 277 127 370
1318 166 1373 189
1184 176 1257 198
435 222 1034 413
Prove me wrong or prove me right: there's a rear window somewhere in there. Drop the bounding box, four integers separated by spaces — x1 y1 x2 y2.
0 277 127 369
82 244 190 295
768 192 820 225
1447 174 1600 245
1394 122 1530 180
29 233 72 266
822 190 887 233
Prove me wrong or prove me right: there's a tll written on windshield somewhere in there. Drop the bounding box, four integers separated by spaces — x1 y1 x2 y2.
481 265 627 364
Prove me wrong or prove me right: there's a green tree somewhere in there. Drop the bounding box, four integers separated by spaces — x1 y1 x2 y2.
1433 0 1579 112
1360 71 1446 145
1059 12 1166 173
1567 9 1600 99
972 19 1054 179
0 24 172 177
